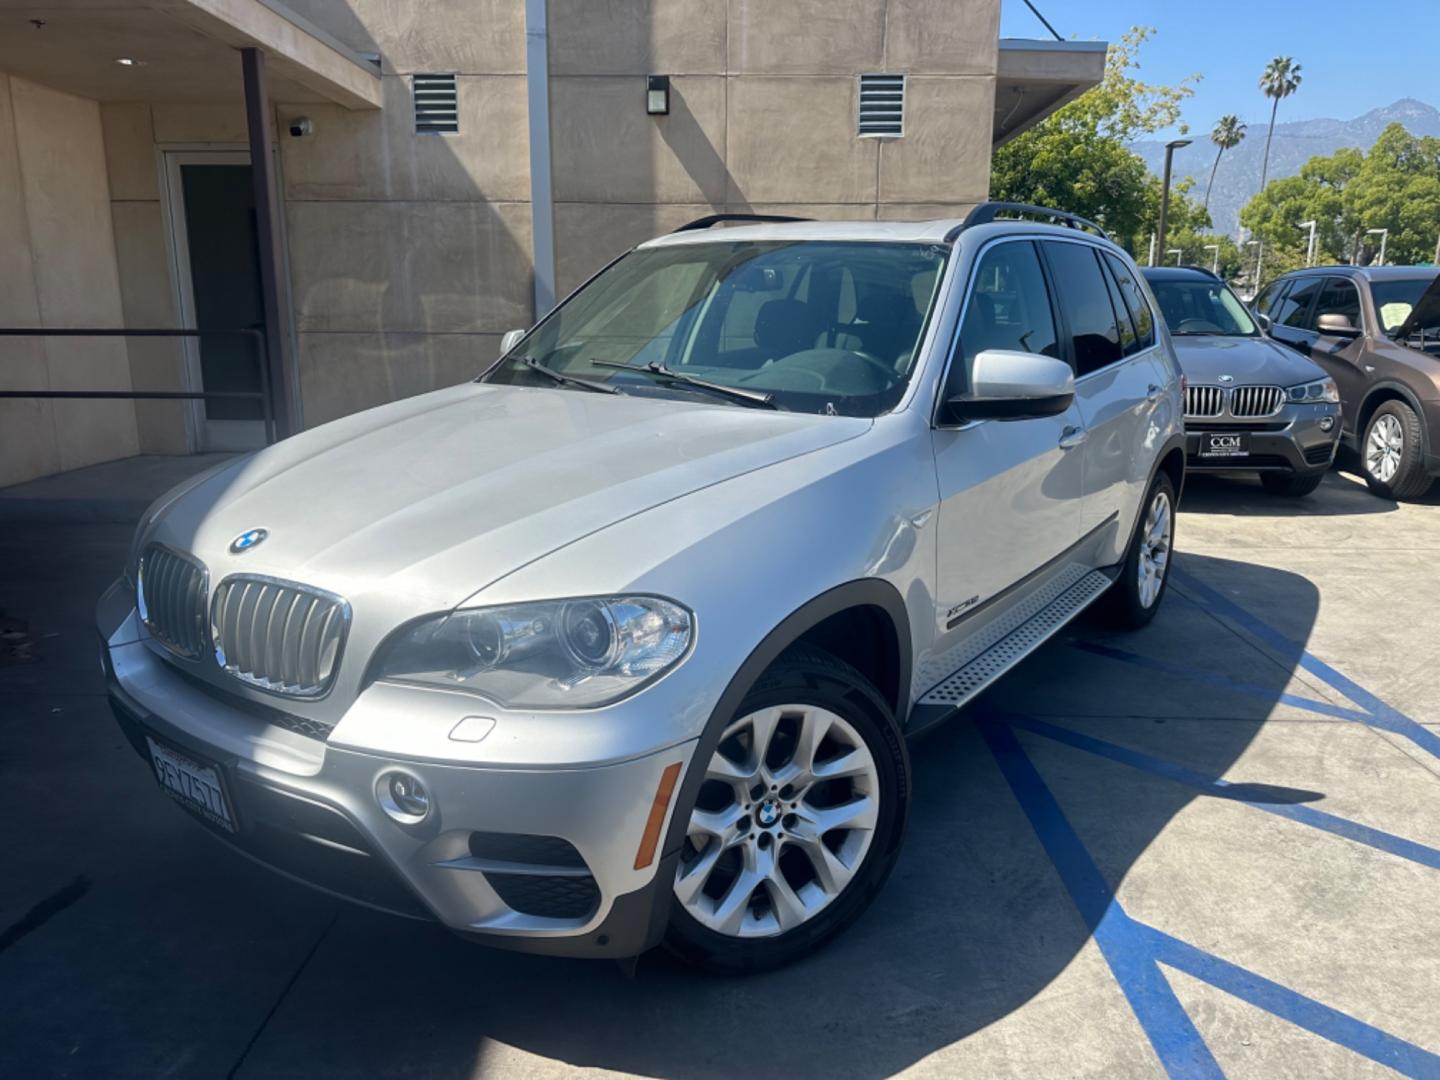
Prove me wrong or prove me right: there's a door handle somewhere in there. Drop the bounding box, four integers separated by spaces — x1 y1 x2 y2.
1058 425 1086 450
1146 383 1164 402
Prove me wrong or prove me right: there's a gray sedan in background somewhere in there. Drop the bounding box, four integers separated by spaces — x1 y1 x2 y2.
1143 266 1341 496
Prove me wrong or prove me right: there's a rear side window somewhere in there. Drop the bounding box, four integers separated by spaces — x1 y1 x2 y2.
1275 278 1322 329
1043 241 1123 376
947 240 1058 396
1254 280 1289 318
1103 253 1156 353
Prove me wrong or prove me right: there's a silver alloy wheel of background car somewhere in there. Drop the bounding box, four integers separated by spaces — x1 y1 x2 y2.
1366 413 1404 484
1138 489 1172 609
675 704 880 938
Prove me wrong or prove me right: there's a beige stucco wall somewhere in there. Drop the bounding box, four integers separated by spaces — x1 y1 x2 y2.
0 73 138 488
546 0 1000 295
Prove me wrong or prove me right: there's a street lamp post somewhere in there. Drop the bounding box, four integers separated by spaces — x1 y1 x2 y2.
1154 138 1192 266
1167 248 1184 266
1246 239 1263 290
1298 219 1318 266
1203 243 1220 275
1366 228 1389 266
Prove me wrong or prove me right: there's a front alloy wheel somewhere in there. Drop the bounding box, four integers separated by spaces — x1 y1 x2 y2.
1361 401 1432 499
1137 488 1173 610
1102 470 1177 628
676 704 880 937
665 646 907 971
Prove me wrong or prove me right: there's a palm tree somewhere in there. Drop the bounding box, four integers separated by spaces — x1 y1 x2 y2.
1205 115 1246 210
1257 57 1302 191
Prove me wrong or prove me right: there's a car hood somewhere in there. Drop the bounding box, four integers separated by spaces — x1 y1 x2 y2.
147 383 869 609
1170 334 1322 386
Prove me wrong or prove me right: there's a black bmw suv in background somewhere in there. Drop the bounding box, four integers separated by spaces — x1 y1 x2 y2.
1142 266 1341 496
1256 266 1440 500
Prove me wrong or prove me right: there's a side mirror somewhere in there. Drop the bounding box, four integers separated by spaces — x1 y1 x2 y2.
1316 313 1360 338
1254 312 1273 333
499 328 527 355
939 350 1075 426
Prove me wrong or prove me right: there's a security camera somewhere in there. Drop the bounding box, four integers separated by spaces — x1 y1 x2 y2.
288 117 314 138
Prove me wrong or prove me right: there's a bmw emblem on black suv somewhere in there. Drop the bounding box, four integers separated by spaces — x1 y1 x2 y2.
229 528 268 554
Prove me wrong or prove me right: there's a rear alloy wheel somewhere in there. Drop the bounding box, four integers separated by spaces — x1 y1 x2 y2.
1102 471 1176 629
1362 401 1433 500
666 648 907 972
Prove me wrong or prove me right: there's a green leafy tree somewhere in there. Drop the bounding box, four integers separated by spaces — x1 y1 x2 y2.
1205 115 1246 210
991 27 1198 247
1342 123 1440 264
1257 57 1302 191
1240 147 1362 275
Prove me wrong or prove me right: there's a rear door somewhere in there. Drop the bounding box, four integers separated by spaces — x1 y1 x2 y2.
1040 240 1169 566
930 238 1085 641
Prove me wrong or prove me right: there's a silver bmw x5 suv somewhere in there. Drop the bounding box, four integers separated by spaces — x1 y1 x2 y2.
99 204 1186 971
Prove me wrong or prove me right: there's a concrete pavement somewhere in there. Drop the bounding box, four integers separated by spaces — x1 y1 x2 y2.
1 465 1437 1078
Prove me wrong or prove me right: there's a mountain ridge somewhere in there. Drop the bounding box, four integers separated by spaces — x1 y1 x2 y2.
1129 98 1440 236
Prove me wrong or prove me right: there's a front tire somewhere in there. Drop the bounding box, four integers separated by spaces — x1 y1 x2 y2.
664 646 909 973
1362 401 1432 500
1102 471 1176 629
1261 472 1324 497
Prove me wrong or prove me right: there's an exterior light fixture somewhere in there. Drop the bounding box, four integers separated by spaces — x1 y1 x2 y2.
646 75 670 116
115 57 140 66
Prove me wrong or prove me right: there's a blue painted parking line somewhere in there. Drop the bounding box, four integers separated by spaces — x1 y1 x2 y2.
1070 640 1372 723
980 715 1440 1079
1008 713 1440 872
980 718 1224 1079
1171 568 1440 761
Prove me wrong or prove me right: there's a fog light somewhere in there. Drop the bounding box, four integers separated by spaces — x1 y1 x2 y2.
1319 416 1335 432
377 770 431 824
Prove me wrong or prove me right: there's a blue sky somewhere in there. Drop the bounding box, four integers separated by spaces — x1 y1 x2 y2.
1000 0 1438 139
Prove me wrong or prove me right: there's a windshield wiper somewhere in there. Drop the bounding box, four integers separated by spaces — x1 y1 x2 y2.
515 356 621 395
591 360 781 409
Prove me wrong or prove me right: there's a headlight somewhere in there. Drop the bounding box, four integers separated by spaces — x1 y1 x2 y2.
1287 378 1339 404
372 596 693 709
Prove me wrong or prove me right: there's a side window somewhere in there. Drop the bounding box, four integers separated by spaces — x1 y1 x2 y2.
1043 241 1123 376
1254 280 1288 318
1275 278 1322 329
1103 253 1156 352
1315 277 1362 331
946 241 1058 396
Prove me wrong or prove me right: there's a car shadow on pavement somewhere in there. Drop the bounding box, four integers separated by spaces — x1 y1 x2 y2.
1179 470 1400 516
117 552 1313 1080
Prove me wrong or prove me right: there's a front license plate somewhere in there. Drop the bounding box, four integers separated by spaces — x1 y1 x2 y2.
1200 431 1250 459
144 734 236 833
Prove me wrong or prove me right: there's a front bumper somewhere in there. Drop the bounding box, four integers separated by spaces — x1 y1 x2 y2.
1184 403 1341 475
101 605 695 959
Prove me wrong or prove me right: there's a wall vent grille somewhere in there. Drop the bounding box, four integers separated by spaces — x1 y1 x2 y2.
858 73 905 137
414 73 459 134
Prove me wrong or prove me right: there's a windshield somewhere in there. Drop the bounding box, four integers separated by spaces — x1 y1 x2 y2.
1371 276 1440 336
483 240 949 417
1147 278 1259 336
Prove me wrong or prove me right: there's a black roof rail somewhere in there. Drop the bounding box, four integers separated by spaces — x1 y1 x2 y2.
672 213 813 233
944 202 1109 242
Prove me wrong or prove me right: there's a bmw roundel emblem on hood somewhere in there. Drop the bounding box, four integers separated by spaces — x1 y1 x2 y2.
1218 374 1235 384
229 528 268 554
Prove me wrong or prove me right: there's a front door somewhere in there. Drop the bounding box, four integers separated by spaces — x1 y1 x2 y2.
1309 276 1370 426
930 239 1085 657
163 151 267 451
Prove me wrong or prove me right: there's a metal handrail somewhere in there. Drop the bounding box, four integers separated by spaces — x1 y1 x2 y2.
0 327 275 445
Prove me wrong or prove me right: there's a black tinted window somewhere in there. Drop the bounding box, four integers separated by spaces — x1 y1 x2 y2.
1255 280 1288 317
1275 278 1322 329
1104 253 1156 352
1315 277 1362 331
948 241 1058 395
1044 241 1123 376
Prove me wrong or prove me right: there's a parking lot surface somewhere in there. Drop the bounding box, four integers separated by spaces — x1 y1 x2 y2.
2 466 1438 1078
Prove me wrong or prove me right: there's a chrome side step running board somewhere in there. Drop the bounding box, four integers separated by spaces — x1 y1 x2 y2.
909 569 1114 733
